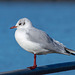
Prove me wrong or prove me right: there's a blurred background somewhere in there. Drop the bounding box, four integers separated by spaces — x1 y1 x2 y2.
0 0 75 75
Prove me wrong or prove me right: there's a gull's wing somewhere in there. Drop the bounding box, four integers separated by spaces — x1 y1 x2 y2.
27 27 53 44
26 27 67 54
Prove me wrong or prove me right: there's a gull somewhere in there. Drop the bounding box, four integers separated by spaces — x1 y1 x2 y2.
10 18 75 69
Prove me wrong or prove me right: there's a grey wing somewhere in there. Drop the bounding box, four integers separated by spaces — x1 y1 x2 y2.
27 28 67 54
27 28 53 44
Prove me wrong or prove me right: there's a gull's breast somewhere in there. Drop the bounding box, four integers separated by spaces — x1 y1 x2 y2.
15 30 41 53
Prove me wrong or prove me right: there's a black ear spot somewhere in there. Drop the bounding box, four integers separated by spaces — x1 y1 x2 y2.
19 23 21 25
23 22 25 25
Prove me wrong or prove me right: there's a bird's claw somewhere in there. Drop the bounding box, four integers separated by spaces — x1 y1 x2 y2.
27 65 37 70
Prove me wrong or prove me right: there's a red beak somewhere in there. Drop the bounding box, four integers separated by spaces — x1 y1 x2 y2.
10 26 17 29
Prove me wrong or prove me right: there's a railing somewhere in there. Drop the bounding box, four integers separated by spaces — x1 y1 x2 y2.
1 61 75 75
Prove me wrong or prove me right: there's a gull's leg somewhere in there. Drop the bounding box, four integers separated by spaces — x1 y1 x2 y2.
27 54 37 69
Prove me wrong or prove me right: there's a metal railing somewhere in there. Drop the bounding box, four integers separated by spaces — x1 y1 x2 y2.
0 61 75 75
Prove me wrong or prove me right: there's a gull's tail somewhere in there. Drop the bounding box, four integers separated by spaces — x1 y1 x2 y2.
65 47 75 55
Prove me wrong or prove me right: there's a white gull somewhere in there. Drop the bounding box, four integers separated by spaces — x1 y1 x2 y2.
10 18 75 69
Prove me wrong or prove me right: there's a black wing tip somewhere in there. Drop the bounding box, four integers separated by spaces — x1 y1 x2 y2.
65 47 75 56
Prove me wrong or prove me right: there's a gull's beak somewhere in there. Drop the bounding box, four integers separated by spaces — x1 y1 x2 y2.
10 26 17 29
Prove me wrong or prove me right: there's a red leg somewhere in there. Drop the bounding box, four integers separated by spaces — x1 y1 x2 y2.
27 54 37 69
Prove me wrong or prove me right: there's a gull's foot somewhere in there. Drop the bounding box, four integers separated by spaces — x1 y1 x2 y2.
27 65 37 70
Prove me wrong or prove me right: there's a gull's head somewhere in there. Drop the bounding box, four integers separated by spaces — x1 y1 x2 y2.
10 18 32 29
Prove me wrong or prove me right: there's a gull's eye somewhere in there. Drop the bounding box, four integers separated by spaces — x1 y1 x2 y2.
23 22 25 25
19 23 21 25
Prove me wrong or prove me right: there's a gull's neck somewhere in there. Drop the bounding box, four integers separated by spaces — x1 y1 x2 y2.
25 23 33 29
